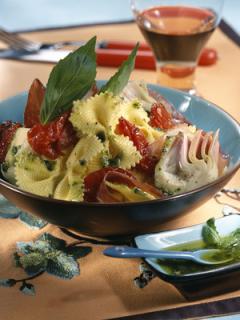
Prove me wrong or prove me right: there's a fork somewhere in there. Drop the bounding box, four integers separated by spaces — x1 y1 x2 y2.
0 28 86 52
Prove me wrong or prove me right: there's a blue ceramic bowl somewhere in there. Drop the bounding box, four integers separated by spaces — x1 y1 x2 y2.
135 215 240 300
0 83 239 240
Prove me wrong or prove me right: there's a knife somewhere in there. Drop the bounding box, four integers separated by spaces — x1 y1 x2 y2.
0 47 156 70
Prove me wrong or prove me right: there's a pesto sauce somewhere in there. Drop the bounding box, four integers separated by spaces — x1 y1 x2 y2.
157 240 236 276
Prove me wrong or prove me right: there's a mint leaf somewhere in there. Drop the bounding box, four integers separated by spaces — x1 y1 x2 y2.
202 218 221 246
40 36 97 124
100 43 139 95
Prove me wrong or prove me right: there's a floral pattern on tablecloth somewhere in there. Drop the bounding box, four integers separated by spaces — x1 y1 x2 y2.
0 195 91 295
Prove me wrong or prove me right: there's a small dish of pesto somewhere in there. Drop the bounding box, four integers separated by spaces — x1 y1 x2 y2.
134 215 240 300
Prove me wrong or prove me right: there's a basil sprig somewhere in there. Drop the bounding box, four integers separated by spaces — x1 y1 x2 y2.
100 43 139 95
202 218 240 260
202 218 221 246
40 36 97 124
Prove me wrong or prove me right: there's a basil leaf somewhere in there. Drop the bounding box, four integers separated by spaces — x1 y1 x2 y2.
40 36 97 124
221 228 240 250
202 218 221 246
100 43 139 95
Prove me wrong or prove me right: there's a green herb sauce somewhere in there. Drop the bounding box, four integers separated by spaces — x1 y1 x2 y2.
157 238 239 276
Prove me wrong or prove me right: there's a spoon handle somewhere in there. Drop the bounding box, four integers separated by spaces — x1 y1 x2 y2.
104 246 194 260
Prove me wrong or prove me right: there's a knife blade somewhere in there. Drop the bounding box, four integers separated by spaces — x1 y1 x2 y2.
0 48 156 70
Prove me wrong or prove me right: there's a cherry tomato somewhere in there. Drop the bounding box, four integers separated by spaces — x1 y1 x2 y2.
115 117 157 174
149 103 173 130
198 48 218 66
28 112 77 159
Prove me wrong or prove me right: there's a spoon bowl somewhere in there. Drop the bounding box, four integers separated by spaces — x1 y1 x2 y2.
103 246 233 265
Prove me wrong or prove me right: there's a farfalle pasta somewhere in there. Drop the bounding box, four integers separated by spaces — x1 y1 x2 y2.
70 92 122 136
15 150 65 197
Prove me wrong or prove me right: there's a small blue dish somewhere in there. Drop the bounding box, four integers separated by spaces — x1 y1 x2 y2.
135 215 240 300
0 83 239 240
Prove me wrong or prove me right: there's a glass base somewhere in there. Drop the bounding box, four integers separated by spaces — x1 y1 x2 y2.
156 62 197 94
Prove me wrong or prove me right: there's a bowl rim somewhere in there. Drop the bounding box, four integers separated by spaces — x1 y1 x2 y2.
0 84 239 207
133 215 240 282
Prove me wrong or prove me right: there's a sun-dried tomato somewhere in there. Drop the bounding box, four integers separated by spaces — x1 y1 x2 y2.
116 117 148 154
115 117 157 175
0 121 21 162
24 79 45 128
149 103 173 130
27 111 77 159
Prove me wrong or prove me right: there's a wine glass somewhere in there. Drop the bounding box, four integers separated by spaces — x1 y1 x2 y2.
131 0 224 94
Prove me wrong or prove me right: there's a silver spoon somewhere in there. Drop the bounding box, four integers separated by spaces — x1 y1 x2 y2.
103 246 232 265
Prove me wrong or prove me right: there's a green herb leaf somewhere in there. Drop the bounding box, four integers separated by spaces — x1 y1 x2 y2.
202 218 221 246
100 43 139 95
40 36 97 124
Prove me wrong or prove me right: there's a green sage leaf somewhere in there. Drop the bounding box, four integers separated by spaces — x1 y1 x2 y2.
40 36 97 124
100 43 139 95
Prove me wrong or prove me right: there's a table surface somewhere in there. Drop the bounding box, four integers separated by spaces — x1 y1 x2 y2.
0 23 239 320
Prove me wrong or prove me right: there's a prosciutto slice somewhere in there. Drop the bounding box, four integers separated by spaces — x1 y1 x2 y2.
97 169 163 203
